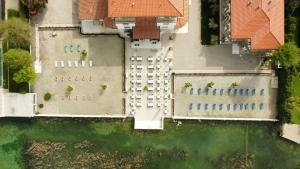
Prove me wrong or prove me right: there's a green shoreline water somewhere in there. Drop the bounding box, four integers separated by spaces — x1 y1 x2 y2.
0 118 300 169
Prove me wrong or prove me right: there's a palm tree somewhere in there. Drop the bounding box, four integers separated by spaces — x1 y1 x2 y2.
184 82 192 88
231 82 238 88
207 82 215 88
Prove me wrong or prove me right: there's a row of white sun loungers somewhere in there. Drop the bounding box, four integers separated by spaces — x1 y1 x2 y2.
131 56 170 63
55 60 93 68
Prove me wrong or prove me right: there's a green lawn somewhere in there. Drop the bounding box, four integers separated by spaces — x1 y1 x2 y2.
0 119 300 169
291 75 300 123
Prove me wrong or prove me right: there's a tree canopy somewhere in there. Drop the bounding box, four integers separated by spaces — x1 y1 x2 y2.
0 18 31 48
273 43 300 68
4 48 32 70
13 67 36 84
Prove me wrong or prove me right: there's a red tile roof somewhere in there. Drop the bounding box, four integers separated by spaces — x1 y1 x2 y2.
133 18 160 39
108 0 185 17
78 0 107 20
231 0 284 50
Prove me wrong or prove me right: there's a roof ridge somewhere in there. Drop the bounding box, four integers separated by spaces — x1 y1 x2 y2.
167 0 184 17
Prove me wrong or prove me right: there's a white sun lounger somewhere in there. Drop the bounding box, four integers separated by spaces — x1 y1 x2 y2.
74 61 78 67
68 60 72 67
148 57 153 62
130 87 135 92
136 65 143 70
137 87 142 91
148 65 154 69
136 80 142 84
81 60 85 67
89 60 93 67
129 102 134 107
164 73 169 77
60 61 65 67
156 73 161 77
130 65 135 69
130 80 135 84
157 95 161 99
148 95 154 100
136 102 142 107
148 87 154 91
130 95 135 99
156 80 161 84
131 56 135 61
163 109 168 115
147 80 154 84
164 87 169 91
156 65 161 69
137 57 142 62
130 73 134 77
147 73 154 77
157 57 161 62
55 61 59 67
164 57 168 62
164 102 168 107
136 95 142 99
136 73 142 77
157 87 161 91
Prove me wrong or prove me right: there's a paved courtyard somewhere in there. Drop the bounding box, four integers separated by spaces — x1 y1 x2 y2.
172 0 260 71
31 0 79 25
34 30 124 116
173 74 277 119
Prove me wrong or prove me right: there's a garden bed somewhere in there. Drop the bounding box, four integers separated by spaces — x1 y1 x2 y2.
201 0 219 45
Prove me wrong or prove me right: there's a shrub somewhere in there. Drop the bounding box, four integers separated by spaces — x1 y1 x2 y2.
80 49 87 60
7 9 19 18
210 35 218 45
207 82 215 88
273 43 299 68
100 84 107 90
184 82 192 88
4 49 32 70
66 85 73 93
38 103 44 109
44 92 51 101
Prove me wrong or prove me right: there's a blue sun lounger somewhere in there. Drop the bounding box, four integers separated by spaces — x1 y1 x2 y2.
245 89 249 95
234 89 238 96
239 89 244 96
213 89 217 96
240 103 244 110
198 88 202 95
233 104 237 111
259 103 264 110
251 103 256 110
212 104 216 110
220 89 224 96
228 88 232 95
189 103 193 110
190 88 194 95
227 104 231 110
244 103 249 110
206 88 209 95
251 89 256 96
197 103 201 110
77 44 81 53
205 104 209 111
260 89 265 96
64 44 68 53
219 104 223 111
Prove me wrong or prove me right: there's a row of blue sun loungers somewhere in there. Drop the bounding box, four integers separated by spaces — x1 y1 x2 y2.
189 88 265 96
189 103 264 111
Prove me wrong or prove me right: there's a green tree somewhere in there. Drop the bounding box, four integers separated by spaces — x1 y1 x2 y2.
20 0 48 15
0 18 31 48
4 49 32 70
13 67 36 84
273 43 300 68
207 82 215 88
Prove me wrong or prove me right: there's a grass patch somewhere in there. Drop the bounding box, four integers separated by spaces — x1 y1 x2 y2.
291 74 300 123
0 119 300 169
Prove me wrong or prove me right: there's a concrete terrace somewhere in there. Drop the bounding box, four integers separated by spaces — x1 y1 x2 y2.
173 74 277 120
34 30 125 116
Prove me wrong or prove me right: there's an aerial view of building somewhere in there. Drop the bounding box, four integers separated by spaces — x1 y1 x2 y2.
0 0 300 168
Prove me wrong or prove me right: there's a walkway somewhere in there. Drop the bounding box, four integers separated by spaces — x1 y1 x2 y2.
282 124 300 144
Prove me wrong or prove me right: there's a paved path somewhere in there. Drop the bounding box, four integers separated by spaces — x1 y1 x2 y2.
282 124 300 144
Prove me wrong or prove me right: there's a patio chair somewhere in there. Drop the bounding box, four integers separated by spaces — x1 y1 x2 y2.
213 89 217 96
251 89 256 96
206 88 209 95
239 89 244 96
205 104 209 111
157 57 161 62
164 109 168 115
130 56 135 61
197 103 201 110
220 89 224 96
77 45 81 53
251 103 256 110
240 103 244 110
233 104 237 111
260 89 265 96
68 60 72 67
227 88 232 95
156 65 161 70
219 104 223 111
198 88 202 95
244 103 249 110
227 104 231 111
213 104 216 110
148 57 153 62
164 80 169 85
233 89 238 96
81 60 85 67
89 60 93 67
245 89 249 95
259 103 264 110
190 88 194 95
189 103 193 111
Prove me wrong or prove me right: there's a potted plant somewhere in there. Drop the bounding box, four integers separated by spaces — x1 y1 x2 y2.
66 85 74 94
44 92 51 101
231 82 238 88
100 84 107 91
184 82 192 88
207 81 215 88
143 85 148 91
80 49 87 60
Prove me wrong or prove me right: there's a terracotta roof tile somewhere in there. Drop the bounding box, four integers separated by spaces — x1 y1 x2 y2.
78 0 107 20
108 0 184 17
231 0 284 50
133 17 160 39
